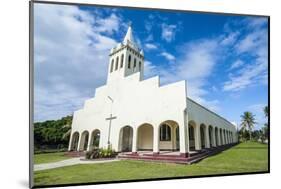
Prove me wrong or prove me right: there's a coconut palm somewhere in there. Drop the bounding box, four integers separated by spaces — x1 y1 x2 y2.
263 105 269 141
240 111 256 141
264 106 268 118
62 115 73 140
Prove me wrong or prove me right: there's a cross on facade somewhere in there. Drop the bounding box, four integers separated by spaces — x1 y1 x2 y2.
105 113 117 147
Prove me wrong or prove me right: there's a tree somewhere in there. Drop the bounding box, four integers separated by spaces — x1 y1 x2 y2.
263 106 268 118
34 115 73 151
240 111 256 141
262 105 269 142
61 115 73 140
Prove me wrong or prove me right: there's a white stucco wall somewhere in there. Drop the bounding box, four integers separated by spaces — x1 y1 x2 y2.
70 72 188 153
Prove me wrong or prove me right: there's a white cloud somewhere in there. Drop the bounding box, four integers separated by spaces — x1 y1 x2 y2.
160 52 175 61
144 43 157 50
161 24 177 42
143 60 158 79
95 13 120 34
34 4 123 121
146 39 221 112
220 32 239 46
145 34 153 42
229 59 244 70
223 27 268 92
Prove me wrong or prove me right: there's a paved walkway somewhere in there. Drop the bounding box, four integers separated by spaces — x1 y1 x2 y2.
34 158 120 171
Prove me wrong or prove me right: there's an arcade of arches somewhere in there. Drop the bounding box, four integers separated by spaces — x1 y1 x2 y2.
69 120 235 153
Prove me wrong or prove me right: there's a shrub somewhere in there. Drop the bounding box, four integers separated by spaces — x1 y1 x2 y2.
85 148 117 159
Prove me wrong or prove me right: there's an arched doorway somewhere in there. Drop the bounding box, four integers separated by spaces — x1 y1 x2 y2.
89 129 100 150
137 123 153 151
159 120 179 151
188 121 196 151
215 127 219 146
79 131 89 151
209 126 213 147
200 124 206 149
70 132 79 151
119 126 133 152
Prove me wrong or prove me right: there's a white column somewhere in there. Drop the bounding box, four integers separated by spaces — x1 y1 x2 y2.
153 126 159 153
227 131 229 144
132 127 138 153
195 125 201 150
68 132 73 151
87 134 92 151
212 128 216 147
77 133 82 151
179 124 187 153
205 126 210 148
218 129 221 146
222 130 225 145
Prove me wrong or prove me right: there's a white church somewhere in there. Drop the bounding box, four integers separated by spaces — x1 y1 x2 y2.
68 25 238 160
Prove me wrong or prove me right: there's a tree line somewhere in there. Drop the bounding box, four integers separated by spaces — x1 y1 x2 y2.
34 115 72 152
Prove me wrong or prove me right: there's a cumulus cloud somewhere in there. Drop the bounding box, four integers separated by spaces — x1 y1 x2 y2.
160 52 175 61
34 4 123 121
146 38 221 112
144 43 157 50
229 59 244 70
220 31 239 46
161 24 177 42
223 19 268 92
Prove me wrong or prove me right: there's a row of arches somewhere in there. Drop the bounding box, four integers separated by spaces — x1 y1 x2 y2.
119 121 180 152
188 121 234 151
69 120 235 152
70 129 100 151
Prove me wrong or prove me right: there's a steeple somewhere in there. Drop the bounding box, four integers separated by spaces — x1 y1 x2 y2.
107 24 144 83
122 24 139 50
123 25 134 44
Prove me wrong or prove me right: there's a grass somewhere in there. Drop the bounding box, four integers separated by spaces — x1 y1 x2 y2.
34 142 268 186
34 152 71 164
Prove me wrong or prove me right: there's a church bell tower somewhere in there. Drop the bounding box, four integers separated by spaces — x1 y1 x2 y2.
107 24 144 83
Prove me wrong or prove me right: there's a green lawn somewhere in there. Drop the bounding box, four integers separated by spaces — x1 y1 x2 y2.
34 142 268 186
34 152 71 164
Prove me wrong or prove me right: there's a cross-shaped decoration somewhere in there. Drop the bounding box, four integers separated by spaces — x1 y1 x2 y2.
105 113 117 147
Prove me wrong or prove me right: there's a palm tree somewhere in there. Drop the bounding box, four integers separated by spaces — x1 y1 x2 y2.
263 105 269 141
62 115 73 140
240 111 256 141
264 106 268 118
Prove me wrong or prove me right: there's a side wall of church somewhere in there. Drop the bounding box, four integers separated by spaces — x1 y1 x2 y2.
186 98 238 143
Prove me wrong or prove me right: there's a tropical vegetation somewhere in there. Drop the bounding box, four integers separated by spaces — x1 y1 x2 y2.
34 115 73 152
238 105 268 143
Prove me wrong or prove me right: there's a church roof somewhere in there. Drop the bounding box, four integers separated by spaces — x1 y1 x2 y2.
122 25 140 51
123 25 135 44
110 24 142 55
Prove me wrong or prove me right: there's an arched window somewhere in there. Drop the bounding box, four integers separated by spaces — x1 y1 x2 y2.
110 59 114 72
115 56 119 70
133 58 136 68
139 61 141 71
121 54 124 68
128 55 131 69
160 124 171 141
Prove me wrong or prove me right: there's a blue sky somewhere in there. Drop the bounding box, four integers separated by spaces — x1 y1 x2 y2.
34 3 268 130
